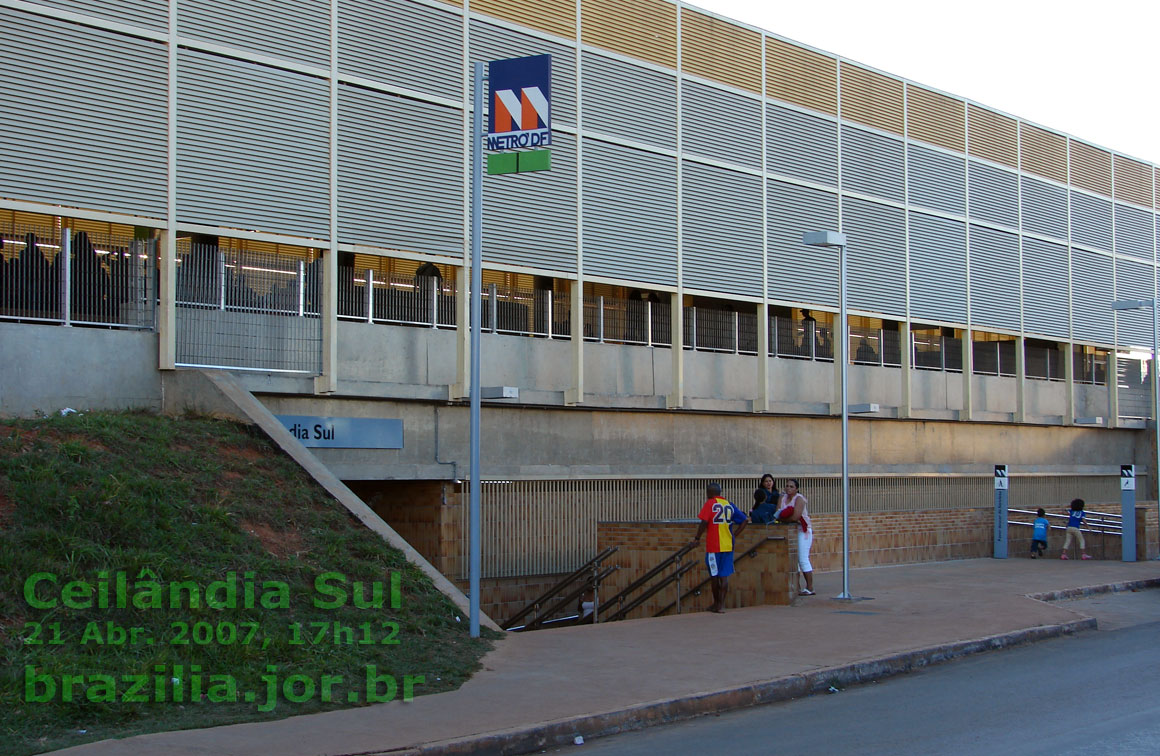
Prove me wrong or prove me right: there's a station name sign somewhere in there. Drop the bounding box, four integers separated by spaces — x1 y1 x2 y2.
487 54 551 151
275 415 403 449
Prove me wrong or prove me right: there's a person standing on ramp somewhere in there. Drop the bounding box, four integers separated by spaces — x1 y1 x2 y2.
692 482 748 613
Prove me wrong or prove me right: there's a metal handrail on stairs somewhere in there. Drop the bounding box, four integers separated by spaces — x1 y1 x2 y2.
502 546 618 631
596 540 699 620
653 536 781 617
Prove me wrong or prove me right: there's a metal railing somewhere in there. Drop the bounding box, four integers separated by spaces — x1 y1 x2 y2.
1 224 156 329
1008 507 1123 559
338 270 455 328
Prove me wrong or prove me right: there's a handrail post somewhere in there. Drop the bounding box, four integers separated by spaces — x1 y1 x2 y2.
646 299 653 346
365 269 374 323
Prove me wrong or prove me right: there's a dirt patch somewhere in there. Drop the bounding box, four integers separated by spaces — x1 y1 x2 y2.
67 434 107 453
237 447 265 463
222 470 243 481
240 519 305 559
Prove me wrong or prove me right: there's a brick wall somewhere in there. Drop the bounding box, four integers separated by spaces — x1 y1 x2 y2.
595 521 795 621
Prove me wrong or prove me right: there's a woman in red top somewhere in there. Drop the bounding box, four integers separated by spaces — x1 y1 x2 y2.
778 479 814 596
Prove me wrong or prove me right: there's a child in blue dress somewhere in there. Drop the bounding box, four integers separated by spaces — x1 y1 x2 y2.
1060 498 1092 560
1030 508 1049 558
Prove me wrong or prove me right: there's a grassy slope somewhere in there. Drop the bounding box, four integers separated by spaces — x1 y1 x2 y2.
0 412 496 756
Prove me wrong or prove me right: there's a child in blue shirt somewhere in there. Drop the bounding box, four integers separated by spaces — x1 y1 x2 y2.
1060 498 1092 560
1030 508 1049 558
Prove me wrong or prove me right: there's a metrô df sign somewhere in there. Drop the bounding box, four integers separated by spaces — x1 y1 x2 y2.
486 54 552 174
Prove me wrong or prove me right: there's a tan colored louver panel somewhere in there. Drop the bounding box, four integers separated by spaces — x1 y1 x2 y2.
581 0 677 68
906 84 964 152
1019 123 1067 183
474 0 575 39
679 8 761 93
840 62 903 135
1113 155 1153 207
967 105 1017 168
765 36 836 116
1069 139 1112 197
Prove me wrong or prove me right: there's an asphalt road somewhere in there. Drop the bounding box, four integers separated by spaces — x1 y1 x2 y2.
551 589 1160 756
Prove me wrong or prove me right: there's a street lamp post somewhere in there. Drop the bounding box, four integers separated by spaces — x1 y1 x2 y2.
803 231 852 599
1111 297 1160 555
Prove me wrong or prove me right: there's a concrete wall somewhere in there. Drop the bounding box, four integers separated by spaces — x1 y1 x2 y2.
0 322 161 416
256 394 1146 481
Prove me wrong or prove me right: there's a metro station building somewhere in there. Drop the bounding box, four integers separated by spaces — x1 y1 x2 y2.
2 0 1157 615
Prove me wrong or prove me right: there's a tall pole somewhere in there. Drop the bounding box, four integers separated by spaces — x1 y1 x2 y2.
469 62 483 638
1153 300 1159 547
838 242 851 599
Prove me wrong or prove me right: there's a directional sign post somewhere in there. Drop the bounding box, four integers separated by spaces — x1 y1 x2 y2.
993 464 1009 558
1121 464 1137 561
467 55 553 638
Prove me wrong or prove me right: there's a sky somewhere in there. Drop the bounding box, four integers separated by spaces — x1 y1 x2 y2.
691 0 1159 167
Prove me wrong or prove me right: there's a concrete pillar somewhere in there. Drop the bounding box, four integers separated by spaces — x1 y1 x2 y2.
451 265 470 399
1064 341 1075 424
962 328 974 420
899 323 912 418
158 229 176 370
313 242 338 394
1108 349 1120 428
667 294 684 408
566 278 584 405
1014 335 1026 423
756 302 770 412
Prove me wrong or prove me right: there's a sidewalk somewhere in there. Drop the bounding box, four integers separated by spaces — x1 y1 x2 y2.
53 558 1160 756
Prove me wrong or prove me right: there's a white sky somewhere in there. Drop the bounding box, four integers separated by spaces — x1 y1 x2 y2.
691 0 1159 167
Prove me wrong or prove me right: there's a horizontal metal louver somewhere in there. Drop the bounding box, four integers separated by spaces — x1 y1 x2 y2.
0 8 167 218
583 51 676 150
681 161 763 296
36 0 167 29
179 0 330 68
1070 191 1112 251
1020 238 1069 339
1020 177 1068 241
1068 139 1112 198
580 0 677 69
839 62 903 135
907 144 965 215
1114 257 1155 347
968 224 1020 331
968 161 1018 229
841 125 904 203
908 211 966 323
766 180 839 305
766 105 836 186
766 36 836 116
905 84 964 153
1018 123 1067 184
339 0 462 100
967 105 1017 168
842 197 906 316
482 134 577 272
337 85 463 255
1114 204 1154 260
1113 154 1154 208
473 0 576 39
471 21 576 126
177 49 330 238
682 80 762 170
680 8 762 93
1070 249 1113 343
581 138 677 286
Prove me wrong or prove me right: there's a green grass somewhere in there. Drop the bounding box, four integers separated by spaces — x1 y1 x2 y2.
0 411 497 756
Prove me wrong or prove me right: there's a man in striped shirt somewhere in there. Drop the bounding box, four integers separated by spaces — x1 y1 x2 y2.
692 482 748 614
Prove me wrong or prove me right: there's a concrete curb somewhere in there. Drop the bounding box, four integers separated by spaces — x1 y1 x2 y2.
1027 577 1160 602
355 616 1097 756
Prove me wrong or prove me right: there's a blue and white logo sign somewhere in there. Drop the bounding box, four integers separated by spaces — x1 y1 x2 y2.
487 54 551 151
276 416 403 449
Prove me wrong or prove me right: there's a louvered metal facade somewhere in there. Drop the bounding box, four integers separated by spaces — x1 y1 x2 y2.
682 161 763 296
581 139 677 286
176 48 330 238
3 0 1159 357
582 51 677 151
907 144 965 215
908 212 967 323
0 7 168 218
1115 257 1155 347
1020 238 1069 340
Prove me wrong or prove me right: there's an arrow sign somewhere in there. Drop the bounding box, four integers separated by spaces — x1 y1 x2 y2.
1121 464 1136 491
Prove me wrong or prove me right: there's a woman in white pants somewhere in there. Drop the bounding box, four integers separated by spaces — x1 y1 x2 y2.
778 479 814 595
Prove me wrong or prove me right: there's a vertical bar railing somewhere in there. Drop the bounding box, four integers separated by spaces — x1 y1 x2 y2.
60 229 71 327
364 269 374 324
598 295 604 342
